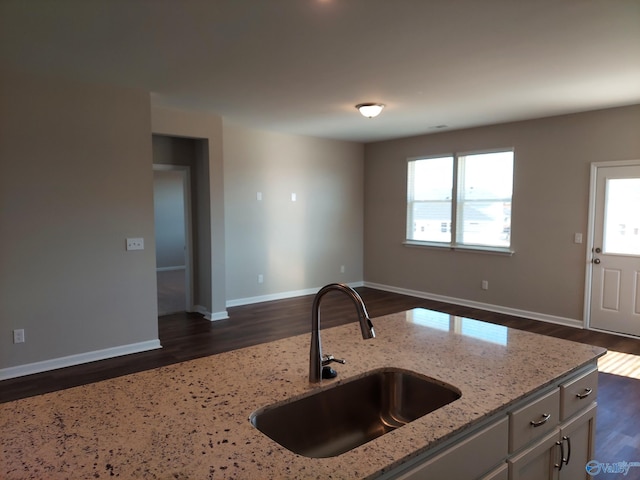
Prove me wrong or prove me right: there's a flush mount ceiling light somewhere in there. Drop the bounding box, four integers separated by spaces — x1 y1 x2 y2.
356 103 385 118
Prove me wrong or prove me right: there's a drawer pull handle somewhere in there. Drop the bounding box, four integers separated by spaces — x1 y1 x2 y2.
576 388 593 399
530 413 551 427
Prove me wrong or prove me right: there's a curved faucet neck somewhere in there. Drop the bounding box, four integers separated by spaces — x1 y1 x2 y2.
309 284 375 383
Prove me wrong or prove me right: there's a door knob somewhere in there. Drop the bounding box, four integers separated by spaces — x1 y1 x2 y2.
593 258 601 264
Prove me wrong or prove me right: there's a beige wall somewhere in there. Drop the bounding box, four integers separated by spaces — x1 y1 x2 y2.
0 71 159 374
364 105 640 323
223 123 364 302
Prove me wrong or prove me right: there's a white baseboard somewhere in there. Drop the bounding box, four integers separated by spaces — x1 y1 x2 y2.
0 339 162 381
364 281 584 329
193 304 229 322
207 311 229 321
226 281 365 308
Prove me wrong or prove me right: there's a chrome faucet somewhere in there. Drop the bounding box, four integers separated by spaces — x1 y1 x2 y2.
309 283 375 383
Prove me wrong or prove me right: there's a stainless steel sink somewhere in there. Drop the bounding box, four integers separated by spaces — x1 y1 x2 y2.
249 367 461 458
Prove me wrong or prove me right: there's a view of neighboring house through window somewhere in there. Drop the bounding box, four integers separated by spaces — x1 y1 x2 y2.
406 150 514 251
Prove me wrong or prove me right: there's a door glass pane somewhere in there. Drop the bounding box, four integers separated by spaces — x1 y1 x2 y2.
604 178 640 255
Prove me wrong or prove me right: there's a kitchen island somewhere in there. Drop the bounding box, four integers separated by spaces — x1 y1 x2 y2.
1 309 605 479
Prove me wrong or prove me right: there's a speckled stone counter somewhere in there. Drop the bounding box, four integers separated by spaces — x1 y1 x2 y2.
1 309 605 479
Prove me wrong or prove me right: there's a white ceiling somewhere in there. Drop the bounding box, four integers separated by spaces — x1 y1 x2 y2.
1 0 639 142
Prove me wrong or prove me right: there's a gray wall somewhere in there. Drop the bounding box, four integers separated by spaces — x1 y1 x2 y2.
0 70 159 372
364 105 640 323
223 123 364 302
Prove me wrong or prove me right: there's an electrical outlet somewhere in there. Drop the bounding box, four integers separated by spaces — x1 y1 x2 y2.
481 280 489 290
126 238 144 251
257 274 264 284
340 265 345 273
13 329 25 344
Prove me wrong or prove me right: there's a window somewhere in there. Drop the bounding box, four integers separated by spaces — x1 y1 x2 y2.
406 150 514 251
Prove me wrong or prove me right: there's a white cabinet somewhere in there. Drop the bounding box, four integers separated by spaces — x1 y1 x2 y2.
508 404 596 480
381 364 598 480
508 367 598 480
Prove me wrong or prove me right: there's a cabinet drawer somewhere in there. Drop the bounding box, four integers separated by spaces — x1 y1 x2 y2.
560 367 598 420
509 388 559 453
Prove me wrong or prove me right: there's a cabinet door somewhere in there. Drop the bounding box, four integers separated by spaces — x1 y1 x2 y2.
558 403 597 480
508 429 559 480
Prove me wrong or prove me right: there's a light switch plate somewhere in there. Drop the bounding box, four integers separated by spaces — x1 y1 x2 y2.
13 329 25 344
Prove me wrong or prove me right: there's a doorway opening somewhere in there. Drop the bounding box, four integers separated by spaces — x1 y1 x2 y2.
152 134 212 318
154 165 192 315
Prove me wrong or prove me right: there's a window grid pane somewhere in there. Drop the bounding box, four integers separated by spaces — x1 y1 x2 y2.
410 200 452 242
457 200 512 247
407 156 453 243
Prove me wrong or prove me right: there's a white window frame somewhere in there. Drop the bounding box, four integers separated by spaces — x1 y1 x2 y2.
405 149 515 255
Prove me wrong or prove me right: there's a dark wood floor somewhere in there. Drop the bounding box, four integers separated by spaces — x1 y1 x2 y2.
2 287 639 465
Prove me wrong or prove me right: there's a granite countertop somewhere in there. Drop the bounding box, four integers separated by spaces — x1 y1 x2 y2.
1 308 605 479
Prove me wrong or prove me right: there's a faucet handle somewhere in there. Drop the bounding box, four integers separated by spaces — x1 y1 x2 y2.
322 354 346 366
321 355 345 379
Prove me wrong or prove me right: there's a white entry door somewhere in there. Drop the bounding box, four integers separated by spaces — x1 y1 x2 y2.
589 162 640 336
